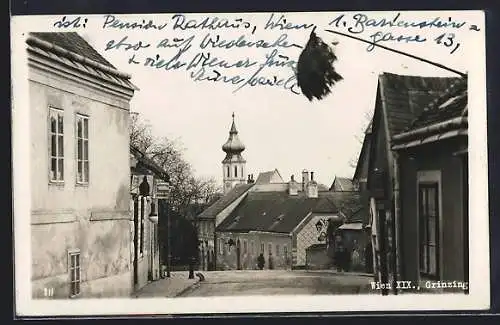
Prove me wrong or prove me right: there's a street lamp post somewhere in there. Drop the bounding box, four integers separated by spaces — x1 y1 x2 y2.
166 206 171 278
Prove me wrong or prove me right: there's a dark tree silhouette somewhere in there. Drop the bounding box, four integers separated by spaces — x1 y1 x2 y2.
296 27 343 101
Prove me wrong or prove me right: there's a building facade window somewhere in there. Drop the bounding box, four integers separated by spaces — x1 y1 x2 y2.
234 165 238 177
250 241 255 255
268 243 272 255
76 114 89 184
419 182 440 279
68 249 81 297
227 166 230 178
49 107 64 182
276 244 280 256
243 240 247 254
284 245 288 258
260 243 265 254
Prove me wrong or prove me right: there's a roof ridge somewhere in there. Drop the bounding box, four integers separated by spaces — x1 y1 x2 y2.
27 33 131 80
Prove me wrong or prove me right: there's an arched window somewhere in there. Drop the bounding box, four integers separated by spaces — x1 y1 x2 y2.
226 166 230 178
234 165 238 177
241 166 243 178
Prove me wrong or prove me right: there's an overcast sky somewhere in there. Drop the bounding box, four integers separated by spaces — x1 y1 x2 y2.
74 11 482 187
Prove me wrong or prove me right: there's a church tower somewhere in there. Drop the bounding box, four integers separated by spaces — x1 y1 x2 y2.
222 113 246 194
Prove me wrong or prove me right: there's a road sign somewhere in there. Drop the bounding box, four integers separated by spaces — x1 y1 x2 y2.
156 182 170 199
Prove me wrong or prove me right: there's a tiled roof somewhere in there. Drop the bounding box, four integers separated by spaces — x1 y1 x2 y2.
255 169 283 184
330 177 355 191
378 73 461 137
30 32 115 68
406 77 467 130
326 191 365 220
27 32 137 91
217 191 363 234
318 184 330 191
197 183 254 220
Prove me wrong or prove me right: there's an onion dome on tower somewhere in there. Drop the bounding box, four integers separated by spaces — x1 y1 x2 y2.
221 113 247 194
222 112 246 160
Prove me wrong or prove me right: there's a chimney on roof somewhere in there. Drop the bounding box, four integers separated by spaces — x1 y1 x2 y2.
306 171 318 198
302 169 309 191
288 175 298 196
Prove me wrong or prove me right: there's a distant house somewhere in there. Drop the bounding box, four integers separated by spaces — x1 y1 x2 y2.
28 32 137 298
366 72 460 293
215 173 362 270
129 145 169 291
392 77 468 291
330 176 355 192
254 169 284 184
196 183 255 271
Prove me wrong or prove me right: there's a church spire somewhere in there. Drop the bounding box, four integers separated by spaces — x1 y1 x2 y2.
222 112 245 154
221 113 247 194
229 112 238 134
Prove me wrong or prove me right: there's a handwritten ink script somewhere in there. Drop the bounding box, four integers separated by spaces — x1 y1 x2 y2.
329 12 480 54
51 12 482 95
101 13 309 95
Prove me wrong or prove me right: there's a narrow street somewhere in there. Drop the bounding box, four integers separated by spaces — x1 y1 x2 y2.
177 270 376 297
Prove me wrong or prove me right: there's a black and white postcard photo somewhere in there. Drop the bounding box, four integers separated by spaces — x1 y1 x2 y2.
11 10 489 316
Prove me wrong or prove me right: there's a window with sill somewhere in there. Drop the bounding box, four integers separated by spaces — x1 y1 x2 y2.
68 250 81 297
76 114 89 184
49 107 64 182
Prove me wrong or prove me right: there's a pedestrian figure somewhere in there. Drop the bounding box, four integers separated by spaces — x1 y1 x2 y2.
257 253 265 270
268 253 274 270
343 246 352 272
334 233 346 272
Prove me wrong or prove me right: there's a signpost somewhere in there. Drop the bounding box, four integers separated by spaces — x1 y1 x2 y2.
156 182 170 199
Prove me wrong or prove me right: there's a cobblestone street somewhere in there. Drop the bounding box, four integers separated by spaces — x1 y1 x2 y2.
133 270 376 298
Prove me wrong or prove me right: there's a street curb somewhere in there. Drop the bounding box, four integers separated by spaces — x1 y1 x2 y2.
173 279 201 298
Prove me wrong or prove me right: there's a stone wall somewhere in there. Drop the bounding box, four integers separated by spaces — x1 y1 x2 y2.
293 214 338 267
31 216 132 298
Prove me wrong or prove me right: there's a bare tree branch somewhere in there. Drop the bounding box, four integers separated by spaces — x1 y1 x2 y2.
130 113 222 214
